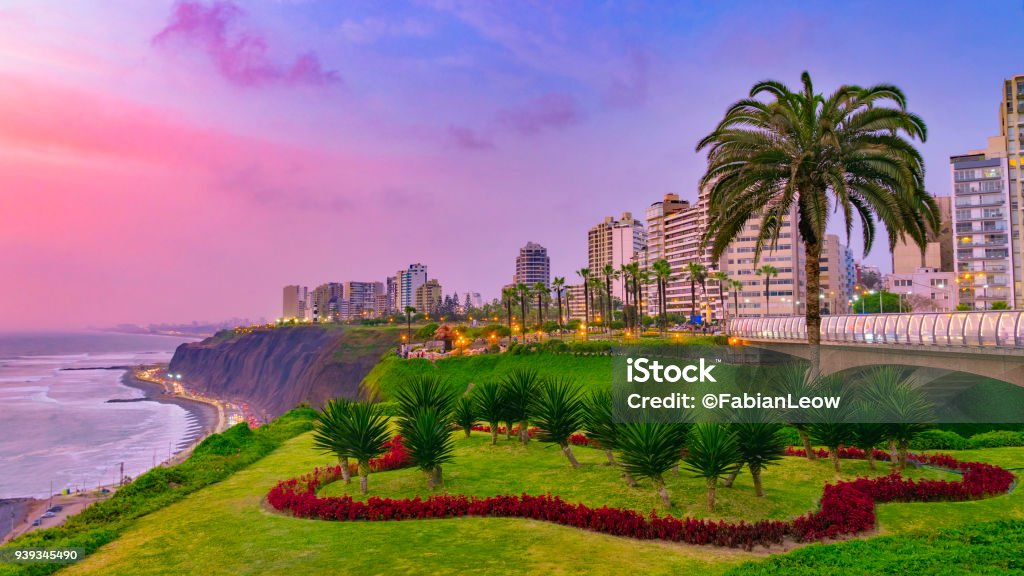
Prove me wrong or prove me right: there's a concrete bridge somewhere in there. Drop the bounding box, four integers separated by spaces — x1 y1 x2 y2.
727 311 1024 389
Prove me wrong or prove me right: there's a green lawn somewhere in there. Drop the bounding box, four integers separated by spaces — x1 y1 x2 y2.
320 433 948 522
61 430 1022 576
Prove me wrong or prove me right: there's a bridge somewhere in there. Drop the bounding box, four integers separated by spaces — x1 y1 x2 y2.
726 311 1024 389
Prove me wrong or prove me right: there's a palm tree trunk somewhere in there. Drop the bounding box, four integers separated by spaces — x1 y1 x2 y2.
358 461 370 494
705 477 716 510
829 450 841 474
432 466 443 489
889 439 898 464
798 427 817 460
764 277 770 316
519 420 529 443
865 448 876 470
690 281 697 332
805 242 822 374
751 466 765 497
561 444 580 468
490 427 499 445
463 427 471 438
557 293 563 329
657 478 672 507
339 456 351 484
897 441 909 471
604 449 615 465
426 468 436 491
624 472 637 487
722 469 739 487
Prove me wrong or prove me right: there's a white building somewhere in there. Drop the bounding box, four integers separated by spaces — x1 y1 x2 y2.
885 267 958 312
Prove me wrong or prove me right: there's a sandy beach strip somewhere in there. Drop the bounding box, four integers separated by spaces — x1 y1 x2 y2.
118 367 219 449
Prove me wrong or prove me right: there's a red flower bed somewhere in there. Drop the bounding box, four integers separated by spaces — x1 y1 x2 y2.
471 424 537 437
344 435 412 476
785 446 890 460
270 444 1013 550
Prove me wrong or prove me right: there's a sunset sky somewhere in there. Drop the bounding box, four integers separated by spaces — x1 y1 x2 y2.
2 1 1020 329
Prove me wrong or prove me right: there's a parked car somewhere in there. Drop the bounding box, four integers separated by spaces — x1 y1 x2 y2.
47 505 63 513
41 511 55 519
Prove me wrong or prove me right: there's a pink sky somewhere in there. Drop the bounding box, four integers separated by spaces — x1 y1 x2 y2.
0 1 1012 329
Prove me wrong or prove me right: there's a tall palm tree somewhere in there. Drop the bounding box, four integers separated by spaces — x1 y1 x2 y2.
394 375 459 489
532 377 586 467
710 271 729 324
617 423 685 507
576 268 591 332
336 402 392 494
533 281 547 329
552 277 566 329
404 306 416 341
698 72 937 371
501 287 517 338
684 262 707 330
682 424 742 511
755 265 779 316
860 366 934 470
515 283 531 338
602 264 617 329
312 398 355 484
637 268 652 330
582 389 619 466
652 259 672 334
727 279 744 319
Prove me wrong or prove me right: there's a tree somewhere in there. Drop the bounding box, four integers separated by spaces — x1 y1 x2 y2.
582 389 619 466
682 424 742 511
709 271 730 323
851 423 887 470
577 268 591 333
404 306 416 341
502 287 517 338
652 259 672 333
860 366 933 470
394 375 458 489
807 375 858 473
728 279 744 319
602 264 617 328
854 290 904 314
335 402 392 494
533 281 547 328
684 262 708 329
552 276 566 329
515 283 531 337
992 300 1010 310
698 72 937 373
453 394 476 438
755 265 779 316
728 422 786 497
617 423 686 507
312 398 355 484
771 364 820 460
474 381 506 445
532 377 586 467
501 368 542 443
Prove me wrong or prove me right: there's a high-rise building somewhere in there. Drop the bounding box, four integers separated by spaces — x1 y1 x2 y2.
311 283 344 322
397 264 428 310
414 279 442 315
997 74 1024 305
950 151 1015 309
893 196 954 274
819 234 851 315
658 190 725 322
514 242 551 287
282 285 308 321
565 284 587 320
385 276 398 314
644 194 690 316
343 281 385 319
588 213 646 299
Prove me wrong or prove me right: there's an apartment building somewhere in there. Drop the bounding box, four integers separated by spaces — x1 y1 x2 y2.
588 213 646 299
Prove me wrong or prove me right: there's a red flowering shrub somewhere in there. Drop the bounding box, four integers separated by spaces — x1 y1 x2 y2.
471 424 537 437
344 435 412 476
268 443 1013 550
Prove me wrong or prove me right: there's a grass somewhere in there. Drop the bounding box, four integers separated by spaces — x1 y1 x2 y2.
319 433 949 522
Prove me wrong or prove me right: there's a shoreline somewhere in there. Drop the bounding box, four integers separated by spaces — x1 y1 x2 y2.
1 365 222 544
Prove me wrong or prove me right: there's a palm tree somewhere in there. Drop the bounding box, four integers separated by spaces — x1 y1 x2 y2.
726 422 786 497
311 398 354 484
860 366 934 470
501 368 542 443
851 423 887 470
402 409 456 490
710 271 729 323
755 265 779 316
698 72 938 372
532 377 586 467
502 286 517 338
652 259 672 333
394 374 458 420
807 375 858 473
474 381 506 445
338 402 392 494
727 279 744 319
552 276 566 330
582 389 619 466
576 268 591 335
516 283 531 338
617 423 685 507
453 394 476 438
684 262 707 330
404 306 416 341
771 364 819 460
533 281 547 329
602 264 617 329
637 268 652 329
682 424 742 511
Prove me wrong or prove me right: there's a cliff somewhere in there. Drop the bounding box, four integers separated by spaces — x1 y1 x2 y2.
167 326 400 417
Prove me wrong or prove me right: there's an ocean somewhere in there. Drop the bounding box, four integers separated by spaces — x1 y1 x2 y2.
0 332 199 499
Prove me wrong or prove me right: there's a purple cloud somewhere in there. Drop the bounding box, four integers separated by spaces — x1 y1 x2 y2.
605 50 650 108
153 1 340 88
497 92 583 135
446 125 494 151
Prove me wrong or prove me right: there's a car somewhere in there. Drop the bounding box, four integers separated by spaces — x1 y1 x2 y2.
41 511 55 518
47 505 63 513
31 519 41 526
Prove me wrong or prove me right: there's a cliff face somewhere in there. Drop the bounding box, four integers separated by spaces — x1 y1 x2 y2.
167 326 399 417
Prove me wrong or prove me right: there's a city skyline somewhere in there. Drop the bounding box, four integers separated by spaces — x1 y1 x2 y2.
4 1 1024 329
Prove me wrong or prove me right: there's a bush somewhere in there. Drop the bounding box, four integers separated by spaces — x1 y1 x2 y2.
909 429 967 451
777 426 803 447
966 430 1024 449
415 323 440 339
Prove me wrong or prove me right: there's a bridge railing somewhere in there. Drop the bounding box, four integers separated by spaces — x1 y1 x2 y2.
728 310 1024 347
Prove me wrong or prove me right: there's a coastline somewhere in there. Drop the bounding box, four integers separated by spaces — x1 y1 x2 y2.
118 367 220 446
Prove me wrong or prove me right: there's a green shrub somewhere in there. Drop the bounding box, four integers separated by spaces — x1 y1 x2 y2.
375 401 400 417
909 429 968 451
777 426 802 447
966 430 1024 449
